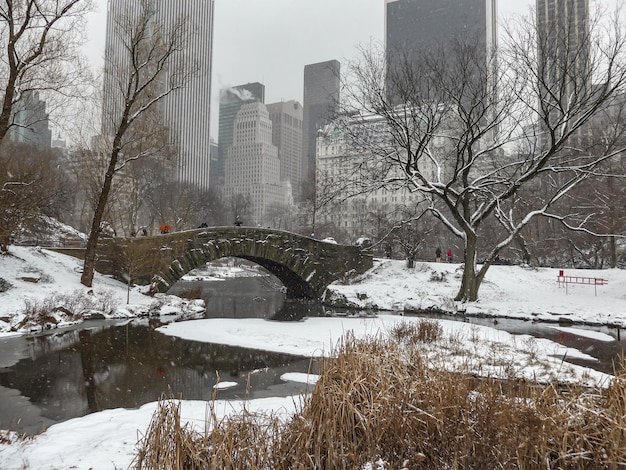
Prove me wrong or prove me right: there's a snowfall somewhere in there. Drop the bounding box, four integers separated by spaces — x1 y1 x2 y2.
1 244 626 469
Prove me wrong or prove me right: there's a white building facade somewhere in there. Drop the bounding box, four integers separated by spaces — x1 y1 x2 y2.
315 122 425 242
223 102 292 226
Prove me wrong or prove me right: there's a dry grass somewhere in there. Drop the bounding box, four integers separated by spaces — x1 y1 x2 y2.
133 399 283 469
133 325 626 469
389 318 443 344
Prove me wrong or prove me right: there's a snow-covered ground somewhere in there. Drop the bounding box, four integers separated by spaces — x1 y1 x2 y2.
0 246 203 335
1 246 625 469
325 258 626 327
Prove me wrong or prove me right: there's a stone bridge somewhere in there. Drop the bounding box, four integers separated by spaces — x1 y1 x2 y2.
90 227 373 299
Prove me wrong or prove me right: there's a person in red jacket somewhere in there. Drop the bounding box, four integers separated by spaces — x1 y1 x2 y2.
447 248 453 263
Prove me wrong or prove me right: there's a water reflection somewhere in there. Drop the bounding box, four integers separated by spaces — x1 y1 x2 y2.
168 273 286 319
168 262 365 323
0 321 315 435
487 320 626 375
2 260 625 436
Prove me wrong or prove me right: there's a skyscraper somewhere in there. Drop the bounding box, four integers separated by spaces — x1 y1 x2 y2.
536 0 590 101
9 91 52 150
536 0 590 149
385 0 497 96
102 0 215 190
302 60 340 190
212 82 265 189
267 100 303 200
223 102 292 226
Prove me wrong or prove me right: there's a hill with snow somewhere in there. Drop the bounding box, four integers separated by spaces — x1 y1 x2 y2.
326 259 626 327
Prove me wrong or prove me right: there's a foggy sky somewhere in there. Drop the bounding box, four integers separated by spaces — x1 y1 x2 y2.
83 0 591 138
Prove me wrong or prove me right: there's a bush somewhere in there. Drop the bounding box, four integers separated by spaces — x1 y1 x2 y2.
390 318 443 345
429 270 447 282
0 277 12 292
14 289 119 332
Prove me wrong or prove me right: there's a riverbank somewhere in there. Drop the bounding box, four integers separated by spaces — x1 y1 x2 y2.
2 247 626 336
1 247 626 468
0 246 201 335
325 258 626 327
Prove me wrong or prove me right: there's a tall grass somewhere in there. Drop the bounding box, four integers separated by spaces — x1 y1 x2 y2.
134 320 626 469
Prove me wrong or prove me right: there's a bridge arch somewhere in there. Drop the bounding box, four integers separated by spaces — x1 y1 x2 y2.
100 227 373 300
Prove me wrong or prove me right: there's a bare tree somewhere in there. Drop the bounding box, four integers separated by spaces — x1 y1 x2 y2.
228 193 253 226
0 0 90 143
81 0 196 286
142 176 226 232
188 187 228 228
300 153 369 238
364 203 392 256
389 206 431 269
0 142 71 251
67 147 117 234
338 6 626 301
267 201 295 230
113 238 155 303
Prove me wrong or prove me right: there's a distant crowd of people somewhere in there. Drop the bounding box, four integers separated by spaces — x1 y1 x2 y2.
99 221 239 237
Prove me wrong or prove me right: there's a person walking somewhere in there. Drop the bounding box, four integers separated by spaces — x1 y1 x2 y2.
447 248 453 263
435 247 442 262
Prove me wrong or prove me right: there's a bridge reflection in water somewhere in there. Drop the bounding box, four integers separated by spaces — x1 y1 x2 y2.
0 262 334 435
0 319 317 436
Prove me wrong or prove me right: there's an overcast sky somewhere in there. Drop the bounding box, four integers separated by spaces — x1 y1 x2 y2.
81 0 539 138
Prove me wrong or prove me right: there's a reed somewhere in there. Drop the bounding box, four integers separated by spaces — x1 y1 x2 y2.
134 324 626 469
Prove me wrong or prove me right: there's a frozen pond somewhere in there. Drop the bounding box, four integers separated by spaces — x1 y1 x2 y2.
0 261 624 435
0 319 316 435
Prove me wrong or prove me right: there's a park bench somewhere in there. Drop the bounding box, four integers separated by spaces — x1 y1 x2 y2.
557 270 608 296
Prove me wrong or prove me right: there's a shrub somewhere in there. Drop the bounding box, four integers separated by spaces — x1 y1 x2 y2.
390 318 443 345
0 277 12 292
429 270 447 282
14 289 119 332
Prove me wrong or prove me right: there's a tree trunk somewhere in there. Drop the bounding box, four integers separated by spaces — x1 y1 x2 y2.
515 234 532 265
609 235 617 269
406 255 414 269
0 81 16 143
81 150 119 287
454 235 483 302
0 34 19 144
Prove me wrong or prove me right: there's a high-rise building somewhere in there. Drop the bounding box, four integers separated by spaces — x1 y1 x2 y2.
102 0 215 190
9 91 52 150
316 120 425 242
223 102 292 226
385 0 497 97
536 0 590 149
302 60 340 189
537 0 590 95
267 100 303 200
212 82 265 189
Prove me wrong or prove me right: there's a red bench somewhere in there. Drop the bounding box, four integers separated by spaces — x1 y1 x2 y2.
557 271 608 296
